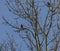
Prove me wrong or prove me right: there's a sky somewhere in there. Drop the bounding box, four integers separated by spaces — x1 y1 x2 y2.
0 0 48 51
0 0 29 51
0 0 60 51
0 0 52 51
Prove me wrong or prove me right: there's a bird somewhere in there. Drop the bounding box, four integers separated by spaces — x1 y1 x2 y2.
14 24 23 32
21 24 23 28
21 24 26 30
47 2 53 7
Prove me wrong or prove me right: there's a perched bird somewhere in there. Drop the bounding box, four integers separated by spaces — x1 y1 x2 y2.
21 24 25 30
14 24 23 32
21 24 23 28
47 2 53 7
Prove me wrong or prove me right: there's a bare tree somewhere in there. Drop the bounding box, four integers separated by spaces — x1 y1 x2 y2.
2 0 60 51
0 33 21 51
